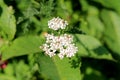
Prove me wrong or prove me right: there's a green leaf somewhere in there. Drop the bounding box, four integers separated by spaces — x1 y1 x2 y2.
38 54 82 80
16 0 31 12
101 10 120 56
74 34 114 60
56 0 72 19
86 16 104 39
0 0 16 40
4 64 14 76
14 60 31 80
92 0 120 14
2 35 44 60
0 60 31 80
79 0 90 11
0 74 16 80
80 6 104 39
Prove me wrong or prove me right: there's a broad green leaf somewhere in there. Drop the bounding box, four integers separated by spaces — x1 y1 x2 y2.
74 34 113 60
0 0 16 40
80 6 104 39
92 0 120 14
101 10 120 56
0 74 16 80
38 54 82 80
1 35 44 60
86 16 104 39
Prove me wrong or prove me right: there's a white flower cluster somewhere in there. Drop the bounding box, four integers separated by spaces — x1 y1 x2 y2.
41 34 78 59
40 17 78 59
48 17 68 30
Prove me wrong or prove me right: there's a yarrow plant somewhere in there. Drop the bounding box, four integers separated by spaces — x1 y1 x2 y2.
40 17 78 59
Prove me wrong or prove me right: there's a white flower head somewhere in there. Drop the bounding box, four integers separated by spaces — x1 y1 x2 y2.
40 34 78 59
48 17 68 30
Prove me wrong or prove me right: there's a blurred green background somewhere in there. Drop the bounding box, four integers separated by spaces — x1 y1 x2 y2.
0 0 120 80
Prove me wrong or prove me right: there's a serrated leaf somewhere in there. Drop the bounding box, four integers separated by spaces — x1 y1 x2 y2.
74 34 114 60
38 54 82 80
0 0 16 40
2 35 44 60
101 10 120 56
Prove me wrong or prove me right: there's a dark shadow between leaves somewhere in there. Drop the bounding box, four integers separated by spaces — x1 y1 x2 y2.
71 0 82 11
0 6 2 17
69 54 81 68
66 21 86 34
104 43 120 62
87 0 116 12
80 57 120 80
93 46 110 55
83 72 106 80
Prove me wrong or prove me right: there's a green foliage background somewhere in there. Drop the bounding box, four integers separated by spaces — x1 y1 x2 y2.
0 0 120 80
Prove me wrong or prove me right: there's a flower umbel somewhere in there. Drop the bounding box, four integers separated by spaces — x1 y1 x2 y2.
40 34 78 59
40 17 78 59
48 17 68 30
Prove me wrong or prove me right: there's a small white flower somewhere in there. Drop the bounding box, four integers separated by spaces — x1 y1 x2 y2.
65 44 78 58
40 34 78 59
58 48 66 59
58 53 65 59
48 17 68 30
45 34 54 43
